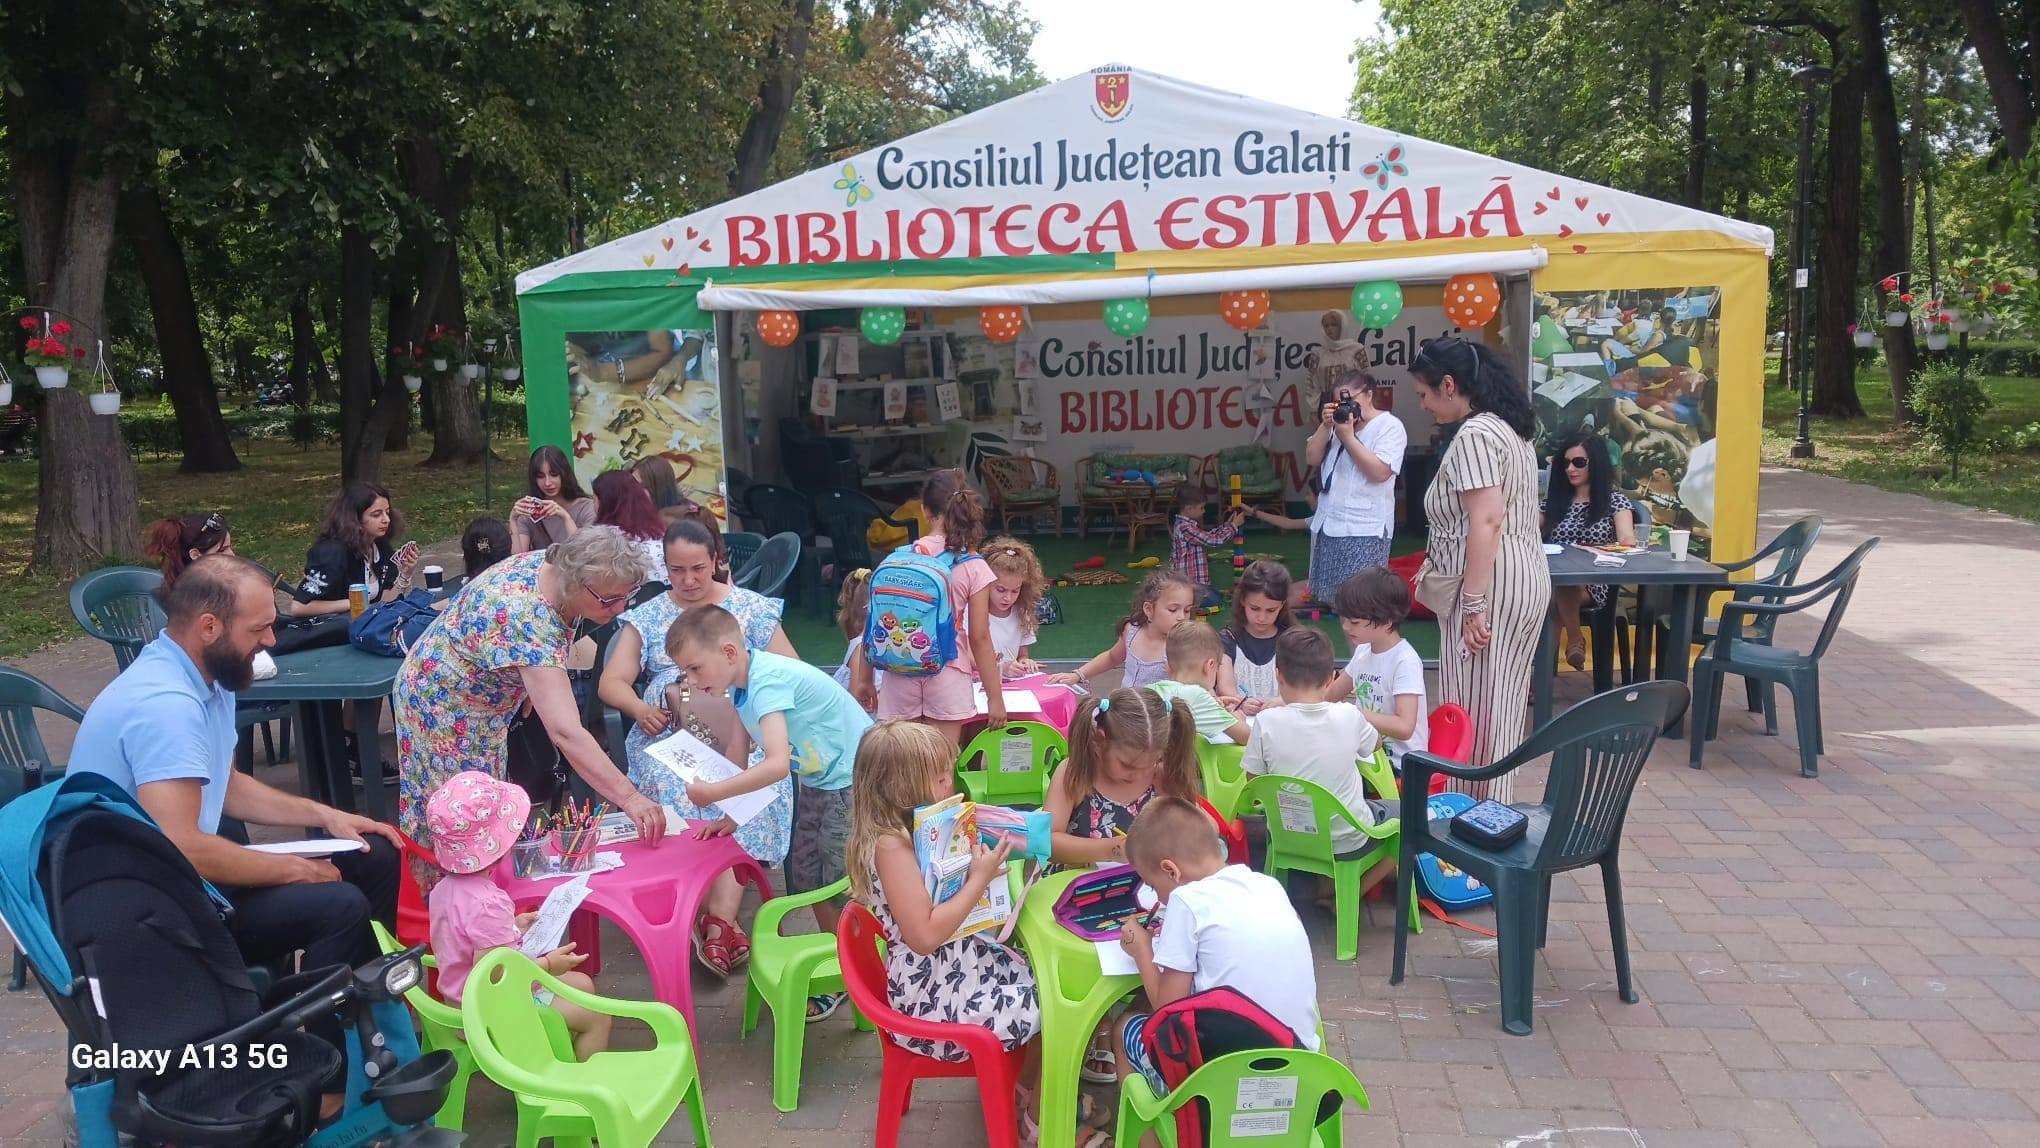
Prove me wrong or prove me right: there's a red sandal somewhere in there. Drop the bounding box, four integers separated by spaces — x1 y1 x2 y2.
727 921 752 968
694 915 737 978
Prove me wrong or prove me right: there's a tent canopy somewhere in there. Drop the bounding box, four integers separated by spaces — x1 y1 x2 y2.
518 66 1773 304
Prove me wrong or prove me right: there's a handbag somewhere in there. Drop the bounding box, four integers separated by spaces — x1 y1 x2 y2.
269 612 351 656
662 683 747 759
1412 557 1463 619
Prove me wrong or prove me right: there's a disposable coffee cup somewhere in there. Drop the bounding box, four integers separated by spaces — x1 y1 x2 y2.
1668 529 1691 561
423 565 444 590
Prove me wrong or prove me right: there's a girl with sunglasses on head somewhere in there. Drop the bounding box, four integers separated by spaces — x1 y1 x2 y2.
1542 432 1636 670
144 512 238 589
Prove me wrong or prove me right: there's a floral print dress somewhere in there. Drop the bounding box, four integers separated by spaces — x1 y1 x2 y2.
620 586 794 865
395 551 569 857
869 871 1039 1062
1546 494 1635 608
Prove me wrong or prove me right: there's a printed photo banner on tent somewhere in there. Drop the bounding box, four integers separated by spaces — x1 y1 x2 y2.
517 69 1770 294
565 328 727 516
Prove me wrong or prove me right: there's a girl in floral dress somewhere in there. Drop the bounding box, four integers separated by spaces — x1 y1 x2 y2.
595 513 797 975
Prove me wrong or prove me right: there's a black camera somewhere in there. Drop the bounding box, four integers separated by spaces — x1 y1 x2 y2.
1332 391 1363 424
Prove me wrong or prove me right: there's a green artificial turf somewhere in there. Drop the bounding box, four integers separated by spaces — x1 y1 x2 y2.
776 525 1439 666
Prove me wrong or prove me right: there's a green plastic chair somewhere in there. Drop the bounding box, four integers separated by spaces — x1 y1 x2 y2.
67 565 165 670
1116 1047 1368 1148
1014 869 1141 1148
461 945 713 1148
955 721 1066 808
741 876 875 1112
2 666 82 989
1196 737 1249 821
1242 762 1416 962
369 921 575 1131
1393 682 1690 1035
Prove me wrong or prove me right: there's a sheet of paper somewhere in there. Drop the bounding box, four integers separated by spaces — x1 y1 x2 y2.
883 380 907 421
247 838 368 857
810 376 837 416
592 806 684 845
973 686 1040 714
1096 937 1139 977
642 728 779 826
518 875 592 956
935 380 963 422
1203 729 1235 746
835 334 861 376
525 851 624 882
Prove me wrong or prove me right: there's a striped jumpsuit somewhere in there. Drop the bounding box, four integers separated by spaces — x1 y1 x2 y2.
1423 412 1552 801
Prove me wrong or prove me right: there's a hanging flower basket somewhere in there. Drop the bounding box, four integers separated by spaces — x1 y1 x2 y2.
460 363 482 380
89 390 121 415
403 374 423 393
22 315 81 385
1851 327 1875 349
1925 333 1950 351
34 366 70 388
1971 313 1993 335
1884 311 1909 327
431 357 449 372
501 365 522 382
0 381 12 406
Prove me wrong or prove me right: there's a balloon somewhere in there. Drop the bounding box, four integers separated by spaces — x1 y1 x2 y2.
981 305 1027 343
1442 274 1501 329
860 306 906 346
1219 289 1270 331
1102 297 1150 337
755 310 801 348
1348 281 1403 330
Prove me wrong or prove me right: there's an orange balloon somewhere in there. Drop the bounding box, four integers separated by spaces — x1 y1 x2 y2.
1219 289 1271 331
1442 274 1501 329
756 310 801 348
981 305 1027 344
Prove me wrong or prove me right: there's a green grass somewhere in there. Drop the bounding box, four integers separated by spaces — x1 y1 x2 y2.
0 436 528 659
774 528 1442 665
1762 368 2040 521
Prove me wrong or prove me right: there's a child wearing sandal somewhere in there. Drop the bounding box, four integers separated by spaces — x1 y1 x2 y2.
426 771 613 1060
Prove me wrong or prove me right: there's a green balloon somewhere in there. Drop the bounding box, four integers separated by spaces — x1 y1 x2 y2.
1103 297 1150 337
861 305 906 346
1349 280 1404 330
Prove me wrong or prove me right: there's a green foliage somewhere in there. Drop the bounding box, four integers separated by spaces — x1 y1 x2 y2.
1909 363 1992 479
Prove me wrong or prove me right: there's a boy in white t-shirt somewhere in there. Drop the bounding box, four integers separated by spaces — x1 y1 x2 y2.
1242 628 1385 854
1114 797 1321 1096
1327 566 1428 769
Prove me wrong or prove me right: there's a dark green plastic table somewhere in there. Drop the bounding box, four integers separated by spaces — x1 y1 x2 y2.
240 644 402 823
1538 545 1727 735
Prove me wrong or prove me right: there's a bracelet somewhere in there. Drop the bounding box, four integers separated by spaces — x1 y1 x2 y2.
1459 592 1490 616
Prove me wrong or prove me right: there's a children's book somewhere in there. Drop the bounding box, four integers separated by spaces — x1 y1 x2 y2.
912 795 1040 942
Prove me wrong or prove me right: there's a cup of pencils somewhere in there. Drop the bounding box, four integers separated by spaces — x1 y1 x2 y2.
551 823 600 873
513 811 554 878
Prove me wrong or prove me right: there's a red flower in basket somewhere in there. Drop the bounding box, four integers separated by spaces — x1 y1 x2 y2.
1880 276 1899 292
17 316 36 331
51 320 72 337
1994 282 2015 295
1898 292 1915 305
72 347 85 359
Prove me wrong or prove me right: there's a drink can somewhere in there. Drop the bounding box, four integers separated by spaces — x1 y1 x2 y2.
348 583 369 617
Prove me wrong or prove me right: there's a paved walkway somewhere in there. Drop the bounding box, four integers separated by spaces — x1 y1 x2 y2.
4 468 2039 1146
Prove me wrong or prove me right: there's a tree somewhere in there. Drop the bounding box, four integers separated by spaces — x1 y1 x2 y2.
122 184 241 472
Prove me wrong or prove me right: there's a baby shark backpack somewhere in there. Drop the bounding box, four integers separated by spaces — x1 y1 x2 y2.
1415 791 1496 910
864 547 982 677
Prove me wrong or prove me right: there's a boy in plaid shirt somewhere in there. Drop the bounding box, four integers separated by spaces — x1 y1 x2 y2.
1170 485 1248 610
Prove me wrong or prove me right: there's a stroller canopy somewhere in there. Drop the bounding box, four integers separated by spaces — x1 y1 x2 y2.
0 772 169 990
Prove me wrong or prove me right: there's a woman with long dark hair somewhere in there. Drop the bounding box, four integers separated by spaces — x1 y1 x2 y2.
1542 432 1636 669
288 481 417 618
593 469 668 583
632 456 696 525
1410 337 1550 798
511 445 596 554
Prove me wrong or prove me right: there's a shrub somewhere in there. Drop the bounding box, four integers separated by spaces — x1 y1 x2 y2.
1909 363 1992 480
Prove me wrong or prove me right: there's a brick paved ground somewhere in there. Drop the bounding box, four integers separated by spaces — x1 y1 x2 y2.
4 467 2038 1146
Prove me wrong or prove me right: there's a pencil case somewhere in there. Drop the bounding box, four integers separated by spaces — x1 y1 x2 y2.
1449 799 1528 849
973 804 1051 861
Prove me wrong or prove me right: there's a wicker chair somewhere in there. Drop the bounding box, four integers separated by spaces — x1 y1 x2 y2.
1200 445 1287 516
1073 452 1196 540
980 456 1062 536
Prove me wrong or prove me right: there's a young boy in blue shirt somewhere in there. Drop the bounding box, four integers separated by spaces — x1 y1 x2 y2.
668 605 872 958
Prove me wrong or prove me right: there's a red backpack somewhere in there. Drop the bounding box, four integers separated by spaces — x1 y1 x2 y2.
1140 987 1329 1145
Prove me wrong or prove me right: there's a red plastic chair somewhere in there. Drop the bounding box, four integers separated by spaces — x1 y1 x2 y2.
1425 704 1473 795
837 903 1027 1148
1195 795 1249 866
395 829 437 948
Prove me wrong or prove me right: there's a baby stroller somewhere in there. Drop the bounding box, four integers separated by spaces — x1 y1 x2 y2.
0 773 461 1148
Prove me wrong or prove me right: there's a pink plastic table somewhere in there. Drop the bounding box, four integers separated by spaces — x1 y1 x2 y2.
980 673 1080 737
495 825 773 1031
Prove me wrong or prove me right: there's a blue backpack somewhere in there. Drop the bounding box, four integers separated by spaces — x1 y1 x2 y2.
348 588 442 657
1414 791 1496 909
865 547 981 677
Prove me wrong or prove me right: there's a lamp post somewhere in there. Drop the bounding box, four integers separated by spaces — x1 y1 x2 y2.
1788 63 1831 460
480 338 498 508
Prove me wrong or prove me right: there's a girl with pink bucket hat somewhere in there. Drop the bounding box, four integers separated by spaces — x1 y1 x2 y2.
425 770 612 1059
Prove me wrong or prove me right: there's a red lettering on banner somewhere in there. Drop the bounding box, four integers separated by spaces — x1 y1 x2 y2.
1158 197 1199 250
955 206 992 257
1202 195 1249 249
842 210 886 261
1218 387 1243 428
1249 194 1286 247
795 213 841 263
1468 183 1524 237
1423 188 1467 240
775 215 793 263
1039 204 1081 255
1087 201 1134 253
908 209 953 260
1277 383 1307 427
992 206 1031 257
1273 452 1309 495
1312 191 1369 244
1061 390 1086 433
1368 188 1420 243
728 216 769 267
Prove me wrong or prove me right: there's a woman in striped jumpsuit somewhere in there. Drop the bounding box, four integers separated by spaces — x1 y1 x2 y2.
1412 338 1551 801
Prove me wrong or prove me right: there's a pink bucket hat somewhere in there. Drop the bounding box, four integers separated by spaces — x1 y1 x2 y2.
425 771 532 875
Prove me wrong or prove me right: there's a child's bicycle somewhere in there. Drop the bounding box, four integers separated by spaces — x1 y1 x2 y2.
0 774 463 1148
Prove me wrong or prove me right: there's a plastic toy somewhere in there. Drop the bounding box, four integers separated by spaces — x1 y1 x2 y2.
1109 468 1158 486
1073 555 1106 570
1229 475 1248 570
1127 556 1161 569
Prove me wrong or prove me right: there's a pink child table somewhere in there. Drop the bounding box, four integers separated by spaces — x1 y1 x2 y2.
495 825 773 1032
971 673 1079 738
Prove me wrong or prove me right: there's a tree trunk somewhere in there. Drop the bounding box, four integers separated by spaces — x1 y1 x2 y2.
730 0 820 195
339 221 397 483
288 287 329 408
1737 50 1758 220
10 66 140 575
1813 61 1868 418
396 131 485 465
1686 62 1709 209
1859 0 1920 423
1953 0 2033 162
123 184 241 473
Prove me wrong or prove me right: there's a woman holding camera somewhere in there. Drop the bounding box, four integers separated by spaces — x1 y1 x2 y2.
1291 369 1407 601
